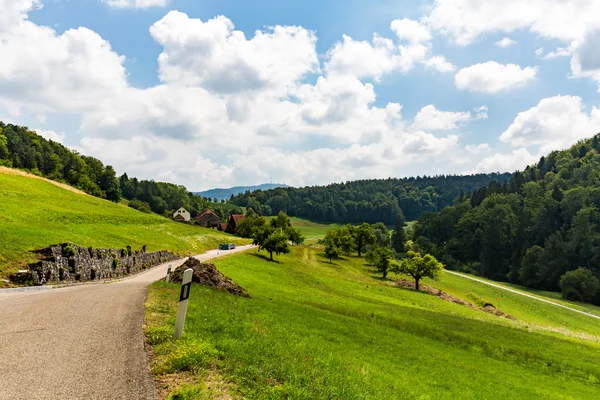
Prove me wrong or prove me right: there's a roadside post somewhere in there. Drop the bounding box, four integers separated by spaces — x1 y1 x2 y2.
165 265 172 283
174 268 193 339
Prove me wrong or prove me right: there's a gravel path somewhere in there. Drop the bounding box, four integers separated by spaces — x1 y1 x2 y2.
446 270 600 321
0 245 253 400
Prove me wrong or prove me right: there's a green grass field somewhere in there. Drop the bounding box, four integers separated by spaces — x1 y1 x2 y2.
0 168 249 281
145 247 600 399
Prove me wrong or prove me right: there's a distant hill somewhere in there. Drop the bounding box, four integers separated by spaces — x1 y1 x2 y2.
197 183 289 201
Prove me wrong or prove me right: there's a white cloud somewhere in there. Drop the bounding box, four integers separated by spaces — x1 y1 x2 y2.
101 0 167 8
150 12 319 95
325 34 401 80
422 55 456 73
535 47 571 60
391 18 432 44
499 95 600 153
465 143 490 154
455 61 538 93
411 105 471 131
0 2 127 114
476 148 538 173
495 37 516 48
0 5 480 189
474 105 488 119
422 1 600 90
570 30 600 91
35 129 65 144
424 0 600 45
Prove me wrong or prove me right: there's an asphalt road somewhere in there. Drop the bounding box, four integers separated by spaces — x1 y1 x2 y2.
0 245 253 400
446 270 600 321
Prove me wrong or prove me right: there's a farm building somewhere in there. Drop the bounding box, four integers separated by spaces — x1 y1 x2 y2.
172 207 191 222
219 214 245 234
196 209 222 228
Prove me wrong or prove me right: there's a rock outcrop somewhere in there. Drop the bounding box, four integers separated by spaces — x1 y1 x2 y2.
170 257 250 297
22 243 179 285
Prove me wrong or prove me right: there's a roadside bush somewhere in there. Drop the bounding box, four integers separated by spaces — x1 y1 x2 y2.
111 253 119 270
560 268 600 304
128 199 152 213
126 245 132 256
62 245 76 258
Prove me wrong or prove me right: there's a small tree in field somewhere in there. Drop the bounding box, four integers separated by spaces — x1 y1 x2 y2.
367 246 395 279
393 250 443 291
261 228 290 261
350 223 375 257
319 226 353 262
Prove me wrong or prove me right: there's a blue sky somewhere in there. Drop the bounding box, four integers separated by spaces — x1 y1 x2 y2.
2 0 600 190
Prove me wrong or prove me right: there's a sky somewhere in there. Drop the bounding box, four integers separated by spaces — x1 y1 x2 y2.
1 0 600 191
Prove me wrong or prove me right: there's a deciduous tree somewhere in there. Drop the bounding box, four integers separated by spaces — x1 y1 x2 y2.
393 251 443 291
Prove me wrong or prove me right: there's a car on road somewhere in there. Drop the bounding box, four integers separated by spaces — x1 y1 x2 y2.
219 243 236 250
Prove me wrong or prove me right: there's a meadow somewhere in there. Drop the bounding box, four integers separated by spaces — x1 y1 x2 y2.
145 246 600 399
0 168 249 281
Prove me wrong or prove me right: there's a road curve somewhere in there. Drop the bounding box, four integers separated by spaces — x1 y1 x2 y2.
0 245 253 400
445 270 600 321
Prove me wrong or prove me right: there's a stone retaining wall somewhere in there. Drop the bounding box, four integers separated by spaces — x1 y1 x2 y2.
21 243 179 285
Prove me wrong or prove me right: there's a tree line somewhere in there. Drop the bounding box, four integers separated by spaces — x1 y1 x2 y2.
0 122 240 219
229 173 511 225
413 134 600 305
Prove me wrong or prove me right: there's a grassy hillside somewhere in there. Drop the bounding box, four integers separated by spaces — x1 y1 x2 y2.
145 247 600 399
0 167 249 281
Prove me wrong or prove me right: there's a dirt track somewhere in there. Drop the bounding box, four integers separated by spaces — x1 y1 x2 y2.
0 245 253 400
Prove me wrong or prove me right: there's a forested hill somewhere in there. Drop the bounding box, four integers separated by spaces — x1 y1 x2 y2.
414 134 600 304
230 173 512 224
0 122 239 219
197 183 289 201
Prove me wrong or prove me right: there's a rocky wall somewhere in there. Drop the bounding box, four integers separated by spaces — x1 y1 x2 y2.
23 243 179 285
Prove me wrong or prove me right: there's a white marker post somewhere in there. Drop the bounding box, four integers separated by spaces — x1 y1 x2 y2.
165 265 172 283
174 268 193 339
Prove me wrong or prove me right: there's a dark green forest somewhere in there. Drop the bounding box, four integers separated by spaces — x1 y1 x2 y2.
230 173 512 224
413 134 600 304
0 122 238 219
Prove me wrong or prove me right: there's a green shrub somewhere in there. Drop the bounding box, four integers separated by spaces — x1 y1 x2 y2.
126 245 132 256
62 245 76 258
111 253 119 270
133 255 137 265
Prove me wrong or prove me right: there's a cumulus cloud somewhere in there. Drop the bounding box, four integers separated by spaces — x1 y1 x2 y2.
570 30 600 91
424 0 600 45
411 105 471 131
390 18 432 43
495 37 516 48
455 62 538 93
35 129 65 144
0 5 483 189
0 1 127 114
465 143 490 155
535 47 571 60
422 56 456 73
475 148 538 173
150 12 319 95
474 105 488 119
325 34 401 80
499 95 600 153
422 0 600 89
101 0 168 8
